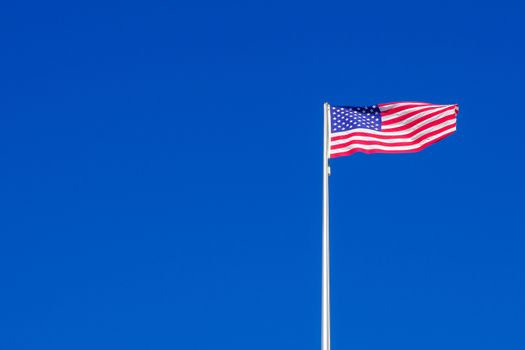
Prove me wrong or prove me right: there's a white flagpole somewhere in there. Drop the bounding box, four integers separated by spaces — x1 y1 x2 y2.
322 102 331 350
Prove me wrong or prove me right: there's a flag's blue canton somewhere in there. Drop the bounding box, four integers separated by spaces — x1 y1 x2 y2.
330 105 381 133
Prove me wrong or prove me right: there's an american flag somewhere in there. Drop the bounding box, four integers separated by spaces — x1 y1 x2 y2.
329 102 458 158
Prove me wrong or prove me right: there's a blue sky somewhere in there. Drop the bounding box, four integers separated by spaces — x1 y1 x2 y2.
1 0 524 349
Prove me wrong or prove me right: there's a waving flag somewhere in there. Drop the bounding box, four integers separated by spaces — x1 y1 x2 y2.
329 102 458 158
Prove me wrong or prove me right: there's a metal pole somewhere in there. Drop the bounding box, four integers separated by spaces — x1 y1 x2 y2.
322 102 331 350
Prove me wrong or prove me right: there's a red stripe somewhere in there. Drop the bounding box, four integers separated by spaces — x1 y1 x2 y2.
378 102 432 109
329 129 455 158
331 131 371 142
379 104 435 116
330 123 456 150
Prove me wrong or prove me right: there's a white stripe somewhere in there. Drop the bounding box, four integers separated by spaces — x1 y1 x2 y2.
331 127 386 138
381 105 448 122
330 119 456 146
330 109 457 139
379 102 432 111
329 126 456 155
382 107 456 130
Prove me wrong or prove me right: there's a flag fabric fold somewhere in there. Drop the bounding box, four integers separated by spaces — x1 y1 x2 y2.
329 102 458 158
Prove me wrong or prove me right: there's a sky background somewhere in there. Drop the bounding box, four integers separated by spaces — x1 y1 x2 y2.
1 0 524 349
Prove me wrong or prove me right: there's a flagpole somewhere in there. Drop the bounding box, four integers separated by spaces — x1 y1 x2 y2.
322 102 331 350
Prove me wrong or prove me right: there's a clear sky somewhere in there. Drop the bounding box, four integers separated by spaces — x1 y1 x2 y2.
1 0 524 349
